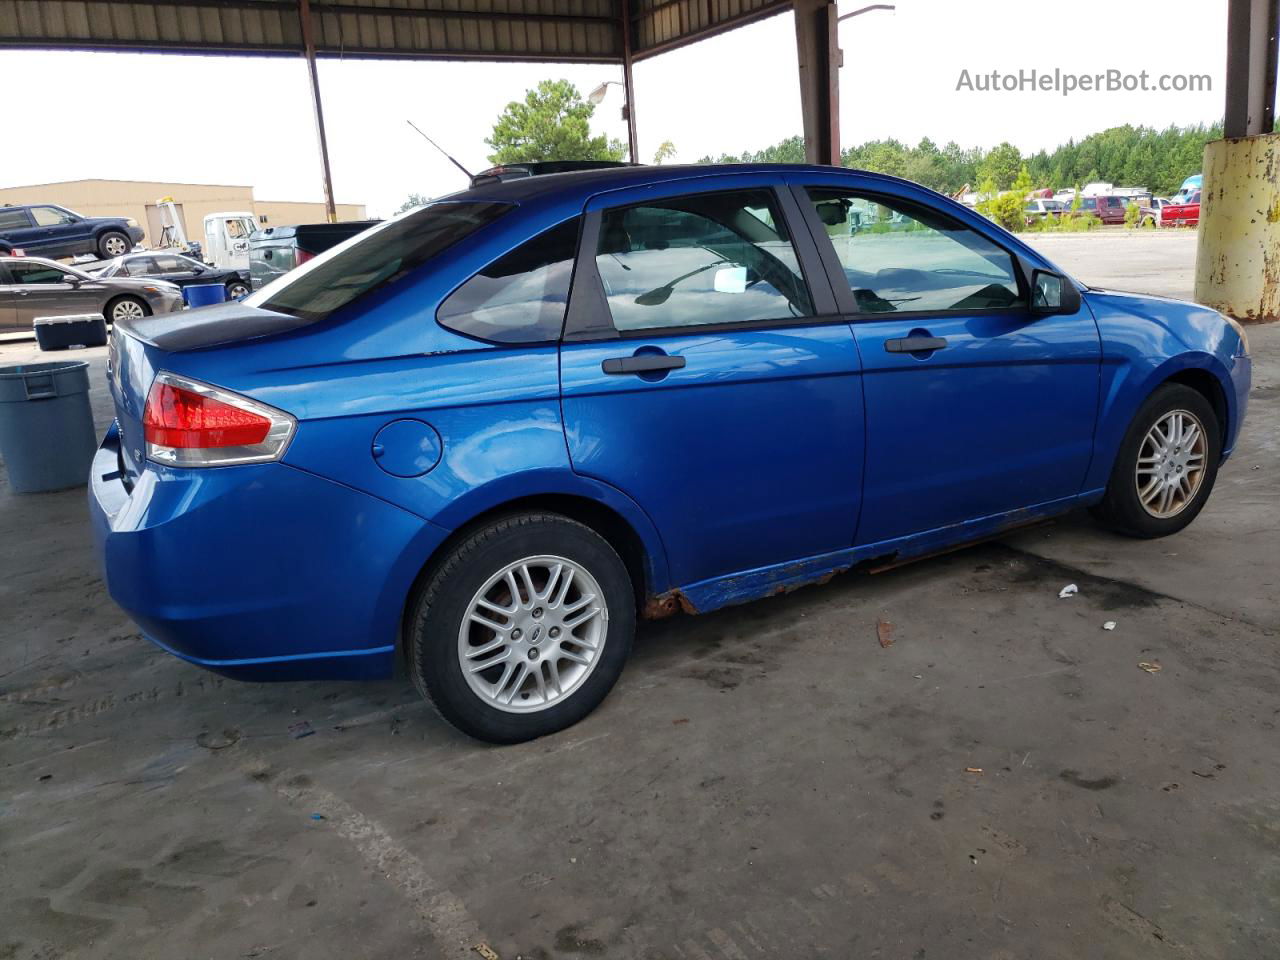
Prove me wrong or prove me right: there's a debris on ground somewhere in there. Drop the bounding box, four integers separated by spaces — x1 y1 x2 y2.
965 767 984 775
288 720 315 739
672 717 689 725
1137 661 1162 673
472 944 501 960
310 813 326 821
1103 621 1117 631
196 728 241 750
876 618 895 648
1059 584 1079 598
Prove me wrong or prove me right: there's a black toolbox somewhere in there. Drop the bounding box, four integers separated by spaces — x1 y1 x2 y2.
33 314 109 350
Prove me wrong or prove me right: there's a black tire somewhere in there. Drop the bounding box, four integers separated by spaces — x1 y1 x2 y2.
104 295 151 325
97 230 131 259
407 513 635 744
226 280 250 300
1091 383 1221 538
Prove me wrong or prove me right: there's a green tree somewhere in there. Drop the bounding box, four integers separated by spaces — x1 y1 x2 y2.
486 79 626 164
396 193 430 214
653 140 677 164
977 142 1023 190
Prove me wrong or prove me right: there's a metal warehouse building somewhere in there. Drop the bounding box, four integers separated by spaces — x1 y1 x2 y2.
0 179 367 246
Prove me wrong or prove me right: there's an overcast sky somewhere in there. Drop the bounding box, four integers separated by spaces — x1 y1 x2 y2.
1 0 1239 217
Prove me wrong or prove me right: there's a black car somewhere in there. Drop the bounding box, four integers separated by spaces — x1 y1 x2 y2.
90 252 251 300
0 203 144 259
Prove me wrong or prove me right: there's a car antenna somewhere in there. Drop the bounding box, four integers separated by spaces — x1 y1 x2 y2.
406 120 473 180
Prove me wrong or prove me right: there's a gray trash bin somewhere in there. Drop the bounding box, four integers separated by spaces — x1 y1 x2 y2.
0 361 98 494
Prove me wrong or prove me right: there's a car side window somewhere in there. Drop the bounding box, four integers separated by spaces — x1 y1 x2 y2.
123 257 161 276
7 262 69 284
0 208 31 230
805 188 1024 314
437 217 580 344
594 189 813 333
30 206 72 227
151 256 188 274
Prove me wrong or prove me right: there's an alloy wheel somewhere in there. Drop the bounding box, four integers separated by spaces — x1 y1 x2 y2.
457 555 608 713
111 299 146 322
1135 409 1207 519
104 236 128 256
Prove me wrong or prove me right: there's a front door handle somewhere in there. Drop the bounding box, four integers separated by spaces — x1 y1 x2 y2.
885 336 947 354
602 355 687 375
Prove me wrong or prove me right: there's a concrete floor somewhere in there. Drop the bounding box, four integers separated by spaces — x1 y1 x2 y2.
2 232 1278 960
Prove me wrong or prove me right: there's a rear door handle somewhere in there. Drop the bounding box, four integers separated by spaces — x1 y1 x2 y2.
885 336 947 354
601 355 686 375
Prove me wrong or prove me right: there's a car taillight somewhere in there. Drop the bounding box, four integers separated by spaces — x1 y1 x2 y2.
295 248 316 265
142 372 295 467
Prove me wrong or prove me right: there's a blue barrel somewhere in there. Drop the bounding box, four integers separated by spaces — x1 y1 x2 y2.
184 282 227 308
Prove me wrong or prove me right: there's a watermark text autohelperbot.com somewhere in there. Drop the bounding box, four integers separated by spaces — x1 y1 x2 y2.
956 68 1212 96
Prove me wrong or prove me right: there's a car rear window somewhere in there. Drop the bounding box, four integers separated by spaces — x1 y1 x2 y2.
249 201 513 323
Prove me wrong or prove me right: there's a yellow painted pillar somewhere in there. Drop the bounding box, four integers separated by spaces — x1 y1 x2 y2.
1194 132 1280 324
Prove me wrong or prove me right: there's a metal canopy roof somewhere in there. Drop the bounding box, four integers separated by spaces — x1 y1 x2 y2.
0 0 791 62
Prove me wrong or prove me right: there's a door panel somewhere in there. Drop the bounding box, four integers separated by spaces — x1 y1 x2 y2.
0 268 18 330
558 176 864 590
561 326 864 587
789 175 1101 547
850 310 1099 544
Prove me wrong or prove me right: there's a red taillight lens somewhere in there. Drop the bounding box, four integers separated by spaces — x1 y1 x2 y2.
141 372 295 467
295 248 316 266
144 381 271 448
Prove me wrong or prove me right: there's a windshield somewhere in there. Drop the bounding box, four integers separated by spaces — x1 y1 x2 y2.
247 201 513 322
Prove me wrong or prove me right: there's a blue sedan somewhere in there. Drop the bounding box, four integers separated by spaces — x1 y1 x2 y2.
89 164 1252 743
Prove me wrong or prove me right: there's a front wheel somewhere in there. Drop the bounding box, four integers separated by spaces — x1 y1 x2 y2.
98 231 130 259
1091 383 1221 538
226 280 250 300
407 513 635 743
105 296 150 324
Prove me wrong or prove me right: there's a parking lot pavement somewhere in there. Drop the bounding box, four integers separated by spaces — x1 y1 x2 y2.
3 247 1278 958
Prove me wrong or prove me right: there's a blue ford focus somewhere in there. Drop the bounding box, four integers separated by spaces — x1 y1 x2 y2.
89 164 1251 742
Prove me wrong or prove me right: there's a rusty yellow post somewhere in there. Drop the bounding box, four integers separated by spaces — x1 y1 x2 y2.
1193 133 1280 324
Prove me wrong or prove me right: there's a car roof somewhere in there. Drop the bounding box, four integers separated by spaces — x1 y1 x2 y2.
440 163 902 207
1 255 66 266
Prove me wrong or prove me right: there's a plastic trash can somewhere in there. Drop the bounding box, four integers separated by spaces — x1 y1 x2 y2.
183 283 227 308
0 361 97 493
34 314 109 350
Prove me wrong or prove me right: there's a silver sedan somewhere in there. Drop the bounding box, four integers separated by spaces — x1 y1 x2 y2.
0 256 183 332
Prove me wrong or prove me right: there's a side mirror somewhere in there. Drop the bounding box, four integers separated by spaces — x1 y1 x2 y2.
713 266 748 294
1028 268 1081 315
64 274 82 286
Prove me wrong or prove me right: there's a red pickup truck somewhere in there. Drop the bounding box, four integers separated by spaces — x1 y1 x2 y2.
1159 191 1201 227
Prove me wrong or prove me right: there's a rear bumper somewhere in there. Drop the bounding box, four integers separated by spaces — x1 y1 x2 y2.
89 423 448 681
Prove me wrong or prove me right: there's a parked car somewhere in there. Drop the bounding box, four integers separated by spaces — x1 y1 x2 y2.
1138 197 1175 226
89 164 1252 743
1024 198 1069 222
90 252 251 300
0 203 144 260
1161 191 1201 227
0 256 182 331
248 220 379 290
1077 194 1129 224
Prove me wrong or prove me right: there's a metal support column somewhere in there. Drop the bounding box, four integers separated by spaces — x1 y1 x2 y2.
793 0 841 166
298 0 337 223
621 0 640 164
1194 0 1280 324
1224 0 1278 138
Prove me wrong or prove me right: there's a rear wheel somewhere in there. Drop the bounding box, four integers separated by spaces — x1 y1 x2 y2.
105 296 149 324
1091 383 1220 538
98 231 130 259
407 513 635 743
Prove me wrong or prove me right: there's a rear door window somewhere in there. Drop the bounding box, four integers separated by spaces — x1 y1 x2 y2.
593 189 813 333
0 208 32 230
249 201 513 322
437 217 579 343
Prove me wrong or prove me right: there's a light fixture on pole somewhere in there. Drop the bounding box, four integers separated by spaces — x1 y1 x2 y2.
588 80 637 164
